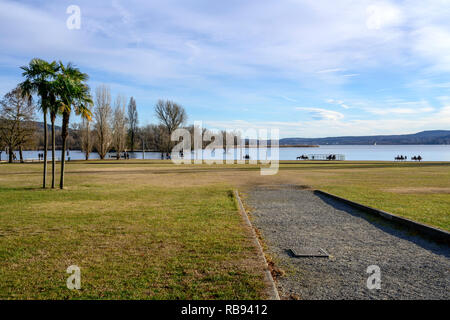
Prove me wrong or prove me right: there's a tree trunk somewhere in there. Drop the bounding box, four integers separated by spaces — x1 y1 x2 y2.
19 146 24 163
59 111 70 189
51 113 56 188
99 134 105 160
85 122 90 161
8 148 13 163
43 112 48 188
131 131 135 152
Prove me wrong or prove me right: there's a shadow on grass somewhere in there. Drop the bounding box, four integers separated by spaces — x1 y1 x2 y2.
315 192 450 258
0 186 50 192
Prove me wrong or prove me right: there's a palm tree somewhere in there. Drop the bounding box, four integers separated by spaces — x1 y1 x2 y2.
56 62 93 189
19 59 58 188
48 86 60 189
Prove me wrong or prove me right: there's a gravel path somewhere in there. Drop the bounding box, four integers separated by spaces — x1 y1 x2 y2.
245 185 450 300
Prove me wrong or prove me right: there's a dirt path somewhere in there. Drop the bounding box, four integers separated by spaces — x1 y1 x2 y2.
245 185 450 300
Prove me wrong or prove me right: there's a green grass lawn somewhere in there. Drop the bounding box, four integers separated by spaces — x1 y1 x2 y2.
0 160 449 299
0 162 265 299
280 162 450 231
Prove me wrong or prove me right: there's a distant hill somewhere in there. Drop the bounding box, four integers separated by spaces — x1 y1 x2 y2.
36 121 61 131
280 130 450 145
32 123 450 145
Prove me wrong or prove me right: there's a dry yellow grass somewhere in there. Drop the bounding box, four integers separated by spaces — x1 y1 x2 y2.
0 159 449 299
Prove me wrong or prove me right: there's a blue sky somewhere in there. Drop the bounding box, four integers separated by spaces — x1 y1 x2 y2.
1 0 450 138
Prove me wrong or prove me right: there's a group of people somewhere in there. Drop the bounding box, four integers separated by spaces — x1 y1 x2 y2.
161 152 171 160
395 155 423 161
296 154 338 160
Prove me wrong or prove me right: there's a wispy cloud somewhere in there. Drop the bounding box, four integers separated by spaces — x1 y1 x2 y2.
1 0 450 136
279 95 297 102
364 100 435 115
326 99 351 109
205 112 450 138
316 68 346 74
296 107 344 121
365 2 403 30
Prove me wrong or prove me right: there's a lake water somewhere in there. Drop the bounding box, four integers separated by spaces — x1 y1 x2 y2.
1 145 450 162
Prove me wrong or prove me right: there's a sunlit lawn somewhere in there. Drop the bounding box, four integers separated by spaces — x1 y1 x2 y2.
0 161 266 299
279 161 450 231
0 159 449 299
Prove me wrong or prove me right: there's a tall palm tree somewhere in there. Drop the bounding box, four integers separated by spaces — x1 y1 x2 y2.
56 62 93 189
47 78 64 189
19 59 58 188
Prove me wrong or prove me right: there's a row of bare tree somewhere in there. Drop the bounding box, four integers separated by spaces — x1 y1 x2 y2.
0 58 189 190
79 85 132 160
0 84 189 164
78 85 187 160
0 86 244 164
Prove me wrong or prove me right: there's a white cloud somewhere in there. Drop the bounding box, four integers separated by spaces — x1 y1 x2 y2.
367 108 422 115
0 0 410 84
280 95 297 102
316 68 346 74
1 0 450 136
0 0 448 87
438 106 450 116
364 100 435 115
412 26 450 71
366 3 403 30
326 99 351 109
205 111 450 138
296 107 344 121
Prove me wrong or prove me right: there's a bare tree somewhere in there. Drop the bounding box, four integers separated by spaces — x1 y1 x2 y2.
80 118 94 160
112 95 128 159
0 87 36 163
155 100 187 155
152 124 168 153
186 124 208 150
94 85 113 159
127 97 138 152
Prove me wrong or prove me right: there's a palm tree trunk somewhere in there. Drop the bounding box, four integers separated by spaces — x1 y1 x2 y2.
43 112 48 188
59 111 70 189
51 113 56 189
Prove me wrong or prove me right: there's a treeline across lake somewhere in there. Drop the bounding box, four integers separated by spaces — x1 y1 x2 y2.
0 58 251 189
0 58 196 189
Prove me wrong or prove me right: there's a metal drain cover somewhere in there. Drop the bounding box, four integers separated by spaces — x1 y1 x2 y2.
290 247 329 258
